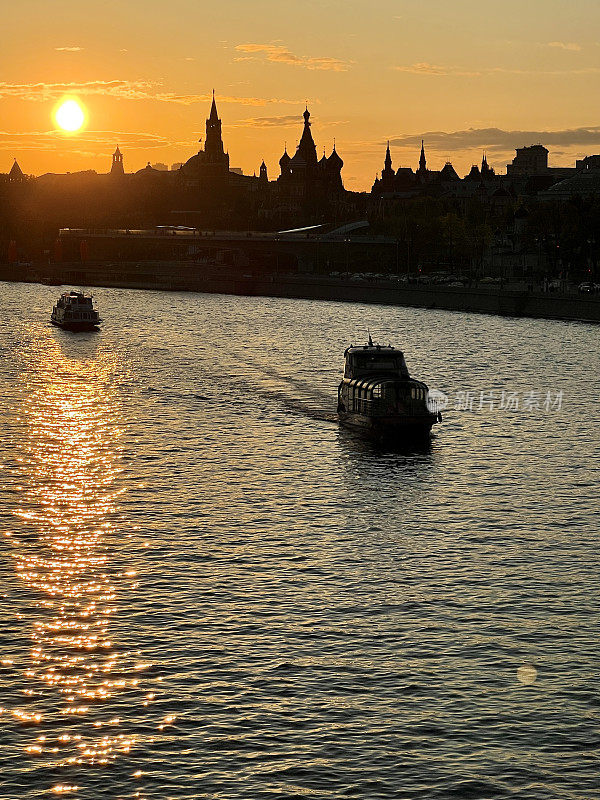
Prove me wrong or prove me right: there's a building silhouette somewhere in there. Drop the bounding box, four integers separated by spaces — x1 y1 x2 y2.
110 146 125 177
277 107 344 200
507 145 549 176
8 159 25 183
179 91 231 186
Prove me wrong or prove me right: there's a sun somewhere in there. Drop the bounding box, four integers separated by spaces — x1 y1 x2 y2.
54 99 86 133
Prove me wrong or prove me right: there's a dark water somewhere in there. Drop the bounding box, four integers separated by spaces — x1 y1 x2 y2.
1 282 599 800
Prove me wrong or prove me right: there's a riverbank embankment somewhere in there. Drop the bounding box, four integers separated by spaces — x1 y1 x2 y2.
1 261 599 323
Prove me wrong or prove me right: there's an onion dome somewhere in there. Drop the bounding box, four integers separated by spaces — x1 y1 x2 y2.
327 142 343 170
279 145 291 169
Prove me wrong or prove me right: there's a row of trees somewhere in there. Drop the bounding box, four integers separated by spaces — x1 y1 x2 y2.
369 194 600 279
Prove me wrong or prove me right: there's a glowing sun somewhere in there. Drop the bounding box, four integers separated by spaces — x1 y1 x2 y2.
54 99 86 132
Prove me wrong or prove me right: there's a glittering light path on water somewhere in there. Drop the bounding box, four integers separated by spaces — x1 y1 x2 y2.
2 334 159 799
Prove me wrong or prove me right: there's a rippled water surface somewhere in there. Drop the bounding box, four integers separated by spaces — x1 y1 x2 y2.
1 282 599 799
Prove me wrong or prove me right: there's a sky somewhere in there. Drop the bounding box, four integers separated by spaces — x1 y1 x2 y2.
2 0 600 190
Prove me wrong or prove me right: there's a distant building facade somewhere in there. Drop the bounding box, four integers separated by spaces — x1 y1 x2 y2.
506 145 549 176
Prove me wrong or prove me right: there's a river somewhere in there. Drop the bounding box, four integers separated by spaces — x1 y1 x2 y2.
1 282 599 799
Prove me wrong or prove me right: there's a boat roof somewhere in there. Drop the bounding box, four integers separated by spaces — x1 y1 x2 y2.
345 344 403 356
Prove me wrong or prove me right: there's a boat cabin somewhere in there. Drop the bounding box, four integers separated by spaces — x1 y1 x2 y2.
338 343 432 419
343 344 410 380
57 291 94 309
51 291 100 329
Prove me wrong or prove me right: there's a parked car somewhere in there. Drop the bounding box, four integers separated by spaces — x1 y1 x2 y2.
578 282 593 293
480 276 502 285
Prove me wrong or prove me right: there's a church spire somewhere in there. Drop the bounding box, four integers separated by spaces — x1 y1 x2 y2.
296 105 317 165
380 141 394 187
419 139 427 172
209 88 219 122
385 140 392 171
205 91 224 159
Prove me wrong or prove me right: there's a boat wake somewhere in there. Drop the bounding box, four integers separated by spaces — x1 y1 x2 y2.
240 355 338 424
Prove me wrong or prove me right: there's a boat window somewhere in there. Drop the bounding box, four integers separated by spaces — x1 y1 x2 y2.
355 356 398 371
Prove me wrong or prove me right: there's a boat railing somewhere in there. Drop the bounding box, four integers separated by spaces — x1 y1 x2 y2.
352 396 429 417
352 398 387 416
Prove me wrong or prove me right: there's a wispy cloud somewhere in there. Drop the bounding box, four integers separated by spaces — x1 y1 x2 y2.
235 43 352 72
0 129 178 154
388 125 600 153
394 62 481 77
0 80 302 106
232 114 348 129
232 114 301 128
394 62 599 77
545 41 582 51
55 46 83 52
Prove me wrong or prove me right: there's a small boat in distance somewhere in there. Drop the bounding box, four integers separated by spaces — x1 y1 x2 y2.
51 291 100 331
337 338 441 439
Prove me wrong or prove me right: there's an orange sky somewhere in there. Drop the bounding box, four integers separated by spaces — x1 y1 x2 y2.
2 0 600 190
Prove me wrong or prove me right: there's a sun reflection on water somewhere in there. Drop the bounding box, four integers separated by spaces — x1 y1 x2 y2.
6 333 155 791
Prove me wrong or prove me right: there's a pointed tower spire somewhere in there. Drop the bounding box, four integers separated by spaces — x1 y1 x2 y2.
384 140 392 171
380 140 394 186
209 88 218 121
205 91 225 160
419 139 427 172
297 106 317 165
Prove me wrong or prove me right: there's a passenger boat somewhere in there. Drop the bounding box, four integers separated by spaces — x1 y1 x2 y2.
51 291 100 331
337 338 441 438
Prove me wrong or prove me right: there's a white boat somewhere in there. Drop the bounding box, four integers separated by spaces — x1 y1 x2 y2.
51 291 100 331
